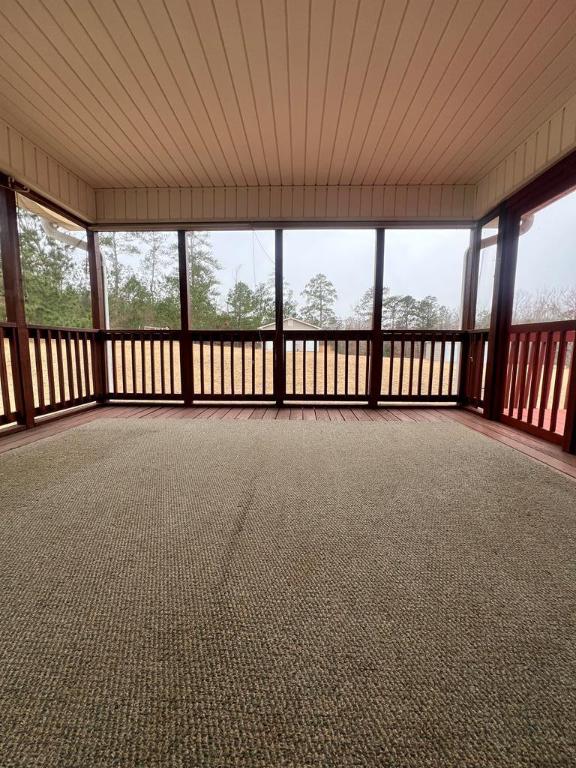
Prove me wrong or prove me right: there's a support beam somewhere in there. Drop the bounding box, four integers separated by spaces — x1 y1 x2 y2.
274 229 284 406
458 225 481 404
87 231 108 402
178 230 193 406
461 225 480 332
483 207 520 421
368 228 384 408
0 182 35 427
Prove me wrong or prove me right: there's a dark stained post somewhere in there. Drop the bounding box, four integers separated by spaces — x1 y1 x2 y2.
458 225 481 404
274 229 284 406
0 182 35 427
461 225 480 331
368 228 384 407
483 206 520 421
178 230 193 406
87 230 108 402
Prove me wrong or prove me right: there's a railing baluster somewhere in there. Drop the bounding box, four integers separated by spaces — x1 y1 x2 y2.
427 338 435 397
333 339 338 396
313 340 318 396
121 334 127 395
0 327 13 419
130 337 136 394
438 335 445 396
46 330 56 406
550 331 567 434
230 339 235 396
293 340 297 395
33 331 44 411
303 338 307 395
82 333 93 398
140 335 146 395
417 337 424 396
241 339 245 396
160 335 166 395
388 337 395 396
74 331 82 400
408 336 414 397
344 339 348 397
538 332 555 429
398 336 405 396
200 340 205 395
516 334 530 421
55 330 65 403
448 337 456 397
526 332 542 426
365 338 370 396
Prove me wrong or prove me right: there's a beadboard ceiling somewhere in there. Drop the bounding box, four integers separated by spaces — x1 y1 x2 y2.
1 0 575 195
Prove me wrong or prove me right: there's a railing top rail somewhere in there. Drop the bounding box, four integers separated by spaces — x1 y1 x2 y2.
27 324 98 334
383 328 466 337
188 329 275 340
105 328 180 337
0 321 17 329
283 329 371 340
510 319 576 334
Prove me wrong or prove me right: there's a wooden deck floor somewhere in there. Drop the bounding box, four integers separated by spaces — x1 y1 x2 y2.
1 404 575 480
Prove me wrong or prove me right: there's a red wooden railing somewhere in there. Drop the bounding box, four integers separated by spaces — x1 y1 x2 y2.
502 320 576 443
106 330 181 400
2 321 576 453
27 326 97 416
381 330 464 401
284 331 371 400
188 330 275 400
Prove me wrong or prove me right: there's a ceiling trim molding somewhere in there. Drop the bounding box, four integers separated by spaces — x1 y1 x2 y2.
475 93 576 218
94 184 477 225
0 117 96 222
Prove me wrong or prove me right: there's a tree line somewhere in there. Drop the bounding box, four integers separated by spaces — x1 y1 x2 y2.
5 213 573 331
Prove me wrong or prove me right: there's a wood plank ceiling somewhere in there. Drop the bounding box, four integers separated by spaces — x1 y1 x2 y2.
0 0 575 192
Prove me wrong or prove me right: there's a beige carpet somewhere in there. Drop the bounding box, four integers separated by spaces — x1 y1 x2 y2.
0 420 575 767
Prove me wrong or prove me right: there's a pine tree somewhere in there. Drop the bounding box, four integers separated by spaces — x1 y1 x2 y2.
351 288 374 328
225 281 257 328
16 208 91 327
301 273 337 327
186 232 221 328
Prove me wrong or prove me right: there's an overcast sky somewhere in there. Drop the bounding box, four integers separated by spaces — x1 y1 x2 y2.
209 186 576 318
210 227 468 319
108 186 575 321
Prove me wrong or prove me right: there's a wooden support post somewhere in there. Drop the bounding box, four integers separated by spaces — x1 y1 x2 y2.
483 207 520 421
368 228 384 408
458 225 481 405
178 230 193 406
87 230 108 402
0 182 35 427
562 336 576 454
274 229 284 406
461 225 480 332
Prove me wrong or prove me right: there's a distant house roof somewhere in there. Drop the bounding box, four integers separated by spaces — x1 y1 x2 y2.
258 317 321 331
